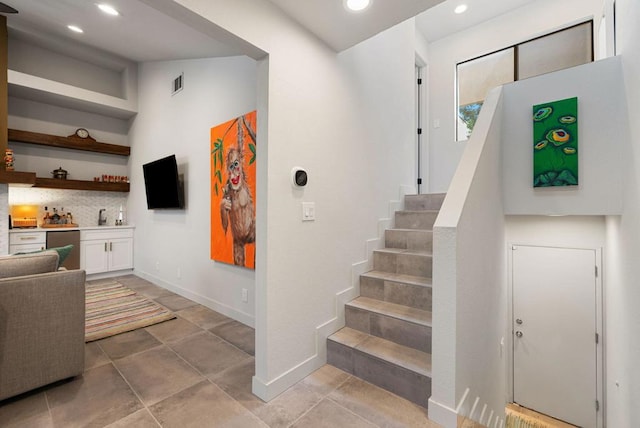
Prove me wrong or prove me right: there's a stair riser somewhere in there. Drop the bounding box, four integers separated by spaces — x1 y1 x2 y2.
395 211 438 230
345 307 431 353
374 252 432 278
404 194 445 211
360 276 432 312
327 340 431 408
385 229 433 251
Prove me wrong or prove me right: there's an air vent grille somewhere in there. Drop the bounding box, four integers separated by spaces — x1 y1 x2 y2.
172 73 184 95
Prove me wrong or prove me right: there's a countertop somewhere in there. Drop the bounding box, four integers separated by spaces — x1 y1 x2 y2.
9 225 135 233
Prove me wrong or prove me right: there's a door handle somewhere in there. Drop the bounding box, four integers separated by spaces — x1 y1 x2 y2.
516 318 523 325
515 331 523 338
110 242 113 252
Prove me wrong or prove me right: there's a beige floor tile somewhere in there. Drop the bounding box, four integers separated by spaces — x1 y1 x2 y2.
290 398 376 428
329 376 435 428
112 275 147 286
105 409 161 427
98 328 162 359
177 304 232 330
300 364 351 397
251 383 324 428
457 415 486 428
210 319 255 355
84 341 110 370
113 345 202 406
171 331 252 377
209 357 264 411
0 391 51 428
131 283 176 299
150 381 266 428
155 294 199 311
145 317 202 343
46 363 143 428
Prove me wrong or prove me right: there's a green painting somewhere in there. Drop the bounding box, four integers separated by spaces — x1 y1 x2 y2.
533 97 578 187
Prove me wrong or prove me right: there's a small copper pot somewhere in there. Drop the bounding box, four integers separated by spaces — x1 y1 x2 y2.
51 166 68 179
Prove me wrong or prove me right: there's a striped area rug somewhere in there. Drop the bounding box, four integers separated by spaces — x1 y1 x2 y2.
85 280 175 342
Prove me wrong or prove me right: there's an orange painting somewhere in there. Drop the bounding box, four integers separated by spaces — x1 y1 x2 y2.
210 111 257 269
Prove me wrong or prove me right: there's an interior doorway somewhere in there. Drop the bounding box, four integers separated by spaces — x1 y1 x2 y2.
415 63 427 194
510 245 603 428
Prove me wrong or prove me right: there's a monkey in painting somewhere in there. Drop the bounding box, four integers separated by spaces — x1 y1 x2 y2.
220 146 255 266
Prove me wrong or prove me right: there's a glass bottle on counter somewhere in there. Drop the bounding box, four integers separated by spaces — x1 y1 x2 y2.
43 206 50 224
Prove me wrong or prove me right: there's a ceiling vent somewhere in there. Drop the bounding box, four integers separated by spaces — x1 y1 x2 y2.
172 73 184 96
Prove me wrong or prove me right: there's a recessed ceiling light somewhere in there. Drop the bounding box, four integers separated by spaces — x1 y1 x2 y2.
344 0 371 12
97 3 120 16
454 4 468 14
67 25 84 33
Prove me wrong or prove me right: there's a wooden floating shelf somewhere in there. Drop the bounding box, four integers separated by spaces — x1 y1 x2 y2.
8 129 130 156
34 177 129 192
0 170 36 185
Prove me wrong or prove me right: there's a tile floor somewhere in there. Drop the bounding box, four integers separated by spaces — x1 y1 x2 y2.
0 274 459 428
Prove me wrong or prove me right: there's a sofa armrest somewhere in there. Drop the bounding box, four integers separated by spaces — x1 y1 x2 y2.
0 269 86 400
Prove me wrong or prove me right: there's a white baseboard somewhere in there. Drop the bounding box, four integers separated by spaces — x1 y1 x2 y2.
428 397 459 428
429 387 504 428
133 268 255 328
251 185 412 401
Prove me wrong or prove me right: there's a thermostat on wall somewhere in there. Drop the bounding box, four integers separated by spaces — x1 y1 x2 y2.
291 167 308 187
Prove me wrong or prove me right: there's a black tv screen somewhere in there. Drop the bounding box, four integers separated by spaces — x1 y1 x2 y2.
142 155 184 209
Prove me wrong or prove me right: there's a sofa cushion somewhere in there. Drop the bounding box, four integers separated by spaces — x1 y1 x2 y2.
14 245 74 267
0 250 59 279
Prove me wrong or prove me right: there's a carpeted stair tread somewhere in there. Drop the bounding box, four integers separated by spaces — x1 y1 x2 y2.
361 270 432 288
329 327 432 376
347 296 432 327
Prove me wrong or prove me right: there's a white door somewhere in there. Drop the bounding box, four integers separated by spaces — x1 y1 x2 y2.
512 245 598 428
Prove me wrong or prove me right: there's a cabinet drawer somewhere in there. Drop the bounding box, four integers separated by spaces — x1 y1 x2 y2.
10 243 46 254
81 228 133 241
9 231 46 245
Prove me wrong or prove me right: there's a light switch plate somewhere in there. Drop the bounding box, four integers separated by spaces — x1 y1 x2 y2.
302 202 315 221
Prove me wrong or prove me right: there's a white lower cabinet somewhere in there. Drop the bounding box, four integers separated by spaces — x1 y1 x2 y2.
80 228 133 274
9 231 46 254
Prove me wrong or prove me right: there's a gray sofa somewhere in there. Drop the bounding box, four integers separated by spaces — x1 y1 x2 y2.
0 250 86 401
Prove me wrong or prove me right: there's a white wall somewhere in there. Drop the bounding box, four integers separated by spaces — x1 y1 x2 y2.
506 216 606 249
502 57 625 215
161 0 418 400
430 87 506 428
603 0 640 425
128 55 257 325
9 35 124 98
8 97 129 181
426 0 604 193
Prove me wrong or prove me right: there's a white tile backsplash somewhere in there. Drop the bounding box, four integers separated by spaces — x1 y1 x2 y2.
9 187 128 227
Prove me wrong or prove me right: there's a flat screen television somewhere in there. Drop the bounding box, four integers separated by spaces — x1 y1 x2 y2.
142 155 184 209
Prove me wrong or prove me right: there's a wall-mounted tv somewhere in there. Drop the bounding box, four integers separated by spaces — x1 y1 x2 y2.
142 155 184 209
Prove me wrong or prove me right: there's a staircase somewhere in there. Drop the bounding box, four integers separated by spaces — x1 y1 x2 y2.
327 193 445 408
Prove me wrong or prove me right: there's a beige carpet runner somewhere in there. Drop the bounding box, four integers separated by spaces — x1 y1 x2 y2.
85 280 175 342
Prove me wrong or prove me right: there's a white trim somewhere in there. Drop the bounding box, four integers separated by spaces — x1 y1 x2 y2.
428 397 458 428
133 268 255 328
251 186 412 401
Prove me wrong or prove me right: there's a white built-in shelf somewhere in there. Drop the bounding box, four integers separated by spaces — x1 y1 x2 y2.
8 70 138 119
